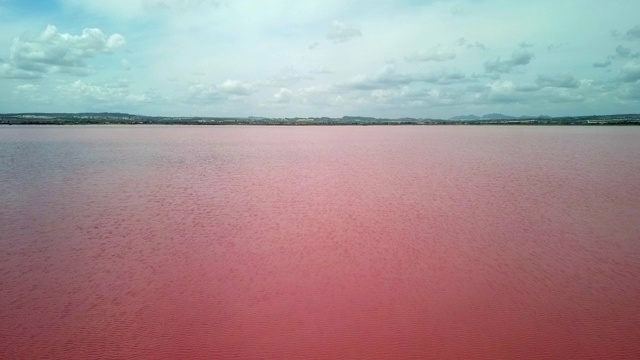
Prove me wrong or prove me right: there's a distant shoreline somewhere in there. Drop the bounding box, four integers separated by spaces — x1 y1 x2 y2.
2 113 640 126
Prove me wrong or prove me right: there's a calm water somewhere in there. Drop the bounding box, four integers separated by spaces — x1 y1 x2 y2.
1 125 640 359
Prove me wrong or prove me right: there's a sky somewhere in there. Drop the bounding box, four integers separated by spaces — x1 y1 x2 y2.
1 0 640 118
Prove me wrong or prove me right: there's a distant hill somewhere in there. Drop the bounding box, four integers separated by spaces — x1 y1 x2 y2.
7 112 141 118
449 114 481 120
482 113 515 120
76 112 142 118
2 112 638 125
449 113 551 120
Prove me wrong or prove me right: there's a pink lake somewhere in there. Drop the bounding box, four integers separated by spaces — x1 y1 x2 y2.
1 125 640 359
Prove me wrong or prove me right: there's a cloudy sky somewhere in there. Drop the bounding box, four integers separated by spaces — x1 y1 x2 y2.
1 0 640 118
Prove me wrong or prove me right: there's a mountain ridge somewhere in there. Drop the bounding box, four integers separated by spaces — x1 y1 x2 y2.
449 113 552 121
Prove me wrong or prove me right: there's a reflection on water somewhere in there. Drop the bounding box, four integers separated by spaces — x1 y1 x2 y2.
1 125 640 359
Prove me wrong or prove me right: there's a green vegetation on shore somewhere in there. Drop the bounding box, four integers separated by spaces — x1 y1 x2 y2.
1 113 639 125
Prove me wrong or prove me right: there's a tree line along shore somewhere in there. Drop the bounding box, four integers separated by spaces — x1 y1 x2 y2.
1 113 639 125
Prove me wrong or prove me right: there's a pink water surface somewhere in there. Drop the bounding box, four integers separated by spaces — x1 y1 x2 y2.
1 125 640 359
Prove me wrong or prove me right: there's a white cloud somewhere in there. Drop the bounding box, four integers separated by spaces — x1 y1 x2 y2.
536 74 580 88
0 61 42 79
456 38 487 50
187 83 220 102
300 84 333 95
625 24 640 40
3 0 640 117
540 87 585 104
615 45 640 59
592 44 640 70
1 25 125 78
546 43 568 51
471 78 590 106
219 79 254 95
363 86 465 108
621 61 640 82
326 21 362 43
15 83 39 92
341 65 469 90
10 83 50 106
56 79 150 104
484 49 534 74
618 83 640 99
483 80 524 103
593 60 612 68
186 79 255 103
272 88 293 103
